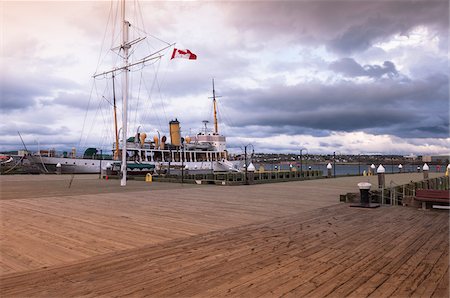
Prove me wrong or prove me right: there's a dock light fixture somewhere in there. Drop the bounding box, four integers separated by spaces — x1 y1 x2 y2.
333 152 336 177
326 162 332 178
299 148 307 176
241 144 254 185
398 164 403 173
423 163 429 179
377 164 385 190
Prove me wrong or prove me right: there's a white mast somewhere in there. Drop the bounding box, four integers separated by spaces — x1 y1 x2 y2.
93 0 173 186
120 0 130 186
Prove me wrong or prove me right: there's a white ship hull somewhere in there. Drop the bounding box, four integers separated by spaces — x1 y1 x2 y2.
29 156 104 174
29 155 241 174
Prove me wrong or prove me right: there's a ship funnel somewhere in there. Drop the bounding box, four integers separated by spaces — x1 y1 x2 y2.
139 133 147 146
169 119 181 147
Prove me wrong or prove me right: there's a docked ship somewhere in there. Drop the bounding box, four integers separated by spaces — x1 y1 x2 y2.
30 83 238 175
28 0 241 182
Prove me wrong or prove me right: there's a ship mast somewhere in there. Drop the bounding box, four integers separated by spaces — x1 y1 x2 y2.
210 78 221 134
112 74 120 160
120 0 129 186
93 0 173 186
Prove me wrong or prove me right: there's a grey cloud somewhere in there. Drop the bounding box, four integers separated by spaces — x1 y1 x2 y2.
50 92 91 110
329 58 398 78
0 74 79 111
221 74 448 138
0 123 70 137
224 1 448 55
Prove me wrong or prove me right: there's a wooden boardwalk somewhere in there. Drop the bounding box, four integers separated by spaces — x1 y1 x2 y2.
0 174 448 296
1 205 448 297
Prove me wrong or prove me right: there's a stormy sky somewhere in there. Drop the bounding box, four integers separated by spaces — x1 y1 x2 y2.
1 0 449 155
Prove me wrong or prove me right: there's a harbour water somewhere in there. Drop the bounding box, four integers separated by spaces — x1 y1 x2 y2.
258 163 446 176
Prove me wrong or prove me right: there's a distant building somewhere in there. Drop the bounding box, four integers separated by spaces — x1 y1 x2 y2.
422 155 450 164
403 153 417 160
18 150 29 156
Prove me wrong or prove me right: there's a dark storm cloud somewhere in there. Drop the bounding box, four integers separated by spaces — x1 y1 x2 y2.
222 74 448 138
225 1 448 55
329 58 398 78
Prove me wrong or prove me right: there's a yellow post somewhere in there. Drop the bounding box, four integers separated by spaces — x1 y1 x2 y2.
146 173 152 183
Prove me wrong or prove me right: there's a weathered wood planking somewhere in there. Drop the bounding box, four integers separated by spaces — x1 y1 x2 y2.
1 176 347 275
0 205 448 297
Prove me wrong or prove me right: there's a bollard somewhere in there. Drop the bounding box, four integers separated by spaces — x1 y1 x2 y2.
350 182 380 208
145 173 152 183
423 163 429 179
56 163 62 175
377 164 385 189
446 164 450 177
326 163 332 178
145 173 153 183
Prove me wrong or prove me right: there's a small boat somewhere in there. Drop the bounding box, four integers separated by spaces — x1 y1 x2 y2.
0 155 13 165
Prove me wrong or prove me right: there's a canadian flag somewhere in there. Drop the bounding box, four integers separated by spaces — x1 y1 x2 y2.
171 48 197 60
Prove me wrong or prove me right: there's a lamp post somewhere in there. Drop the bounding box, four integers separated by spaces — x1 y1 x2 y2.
181 143 184 184
333 151 336 178
299 148 307 177
358 154 361 176
98 149 103 179
168 147 172 175
242 144 254 185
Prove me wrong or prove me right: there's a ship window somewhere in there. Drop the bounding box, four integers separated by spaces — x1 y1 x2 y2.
92 163 95 165
73 162 76 164
65 162 68 164
85 163 87 165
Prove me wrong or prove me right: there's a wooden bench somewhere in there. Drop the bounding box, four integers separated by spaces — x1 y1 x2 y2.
415 189 449 210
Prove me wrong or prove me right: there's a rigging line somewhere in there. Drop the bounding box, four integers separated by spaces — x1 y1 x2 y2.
132 24 172 47
155 71 168 127
148 48 173 130
98 94 113 151
95 0 115 75
84 81 110 148
82 77 109 148
141 61 163 133
135 0 172 47
77 78 97 149
111 0 120 49
132 71 144 134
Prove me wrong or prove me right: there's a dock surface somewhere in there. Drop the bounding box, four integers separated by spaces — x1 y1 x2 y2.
0 173 448 296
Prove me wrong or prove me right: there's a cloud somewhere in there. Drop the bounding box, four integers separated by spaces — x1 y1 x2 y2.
225 132 450 155
222 74 448 138
224 1 448 55
1 0 449 156
329 58 398 78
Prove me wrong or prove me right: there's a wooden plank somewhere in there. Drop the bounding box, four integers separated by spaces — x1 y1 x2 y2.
0 175 448 297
